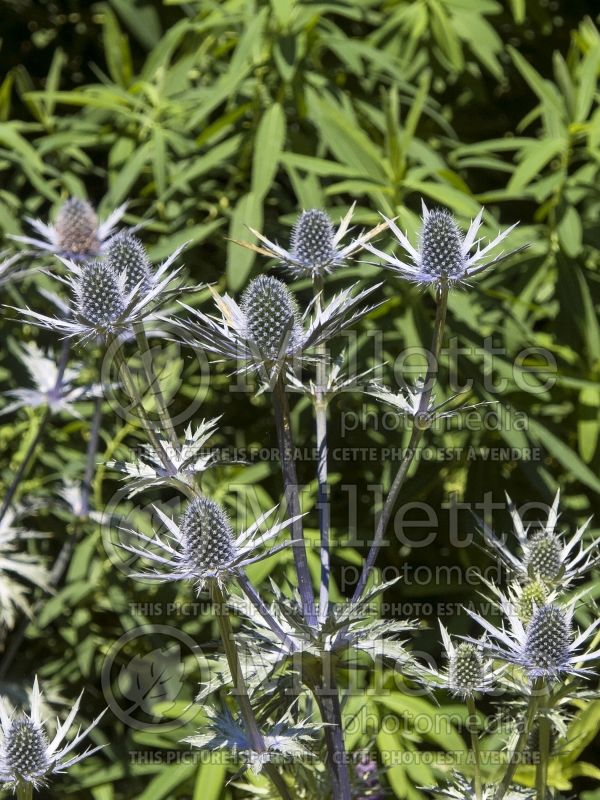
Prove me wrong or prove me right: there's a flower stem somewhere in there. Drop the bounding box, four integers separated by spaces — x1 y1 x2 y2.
311 661 352 800
351 283 449 603
133 324 178 447
108 335 175 473
467 696 483 800
312 273 331 624
536 681 550 800
0 406 50 523
17 783 33 800
271 373 316 627
495 677 542 800
210 582 292 800
237 572 298 653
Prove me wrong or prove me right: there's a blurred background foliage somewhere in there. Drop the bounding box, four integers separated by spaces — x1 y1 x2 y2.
1 0 600 798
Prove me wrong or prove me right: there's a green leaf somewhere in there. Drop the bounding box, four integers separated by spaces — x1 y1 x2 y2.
193 763 227 800
106 139 153 206
137 763 196 800
557 205 583 257
507 138 565 191
227 192 263 290
528 417 600 494
578 387 600 464
251 103 286 198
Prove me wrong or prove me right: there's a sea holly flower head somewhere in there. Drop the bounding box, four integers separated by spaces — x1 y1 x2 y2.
173 278 382 384
14 244 187 344
10 197 128 259
479 490 599 588
121 496 297 592
241 276 304 361
0 342 98 418
364 200 521 287
465 598 600 681
107 233 152 295
237 204 389 278
0 677 105 791
425 622 501 699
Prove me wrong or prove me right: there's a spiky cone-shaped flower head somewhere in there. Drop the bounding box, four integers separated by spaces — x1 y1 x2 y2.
4 718 50 783
290 209 336 272
525 532 563 581
523 721 556 765
107 233 152 295
179 497 236 577
55 198 99 256
449 643 484 697
241 275 303 361
524 604 571 677
75 260 126 329
517 580 549 625
419 209 465 284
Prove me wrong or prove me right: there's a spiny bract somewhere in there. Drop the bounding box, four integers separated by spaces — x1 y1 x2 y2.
419 210 464 281
76 261 126 327
241 276 302 360
55 198 99 255
524 604 570 674
290 209 336 270
179 497 236 573
4 719 50 780
107 233 152 295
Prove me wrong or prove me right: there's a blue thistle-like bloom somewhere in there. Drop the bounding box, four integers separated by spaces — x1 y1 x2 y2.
0 677 105 790
9 197 128 259
14 244 187 344
107 233 152 295
75 260 127 328
173 277 381 383
179 497 236 573
55 199 99 256
240 205 389 278
465 599 600 681
364 200 521 286
241 276 303 361
0 341 99 418
524 604 571 677
290 210 337 272
479 491 600 588
425 622 501 698
120 497 296 591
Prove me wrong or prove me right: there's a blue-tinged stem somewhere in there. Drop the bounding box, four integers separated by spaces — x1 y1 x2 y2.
312 273 331 625
0 406 50 522
536 681 550 800
210 582 292 800
133 323 178 447
351 283 449 603
272 373 317 627
467 696 483 800
495 677 542 800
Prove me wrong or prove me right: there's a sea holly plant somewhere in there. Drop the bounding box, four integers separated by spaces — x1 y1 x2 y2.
2 193 597 800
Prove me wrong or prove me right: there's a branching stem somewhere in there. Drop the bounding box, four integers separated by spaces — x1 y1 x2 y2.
351 283 449 602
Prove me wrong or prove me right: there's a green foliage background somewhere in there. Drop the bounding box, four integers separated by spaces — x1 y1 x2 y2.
1 0 600 797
